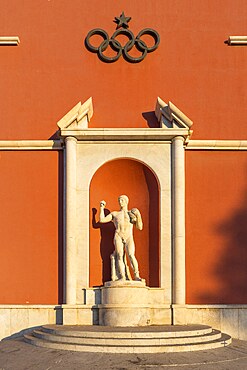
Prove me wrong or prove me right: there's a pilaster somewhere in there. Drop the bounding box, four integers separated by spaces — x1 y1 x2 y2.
65 136 77 304
172 136 186 305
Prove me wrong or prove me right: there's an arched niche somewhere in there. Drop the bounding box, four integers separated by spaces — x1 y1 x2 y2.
67 137 172 305
89 158 159 287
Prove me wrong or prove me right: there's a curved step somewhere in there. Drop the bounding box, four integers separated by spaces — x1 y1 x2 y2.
24 332 232 353
23 325 232 353
41 324 212 339
32 328 222 346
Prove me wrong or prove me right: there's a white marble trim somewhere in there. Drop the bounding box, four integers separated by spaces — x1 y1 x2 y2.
2 140 247 151
0 140 62 150
0 36 20 45
60 128 190 141
228 36 247 45
65 137 78 304
172 137 186 305
187 140 247 150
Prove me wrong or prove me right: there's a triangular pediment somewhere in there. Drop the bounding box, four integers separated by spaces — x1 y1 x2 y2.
57 97 93 131
155 97 193 130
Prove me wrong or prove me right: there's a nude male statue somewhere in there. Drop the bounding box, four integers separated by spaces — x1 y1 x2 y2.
99 195 143 281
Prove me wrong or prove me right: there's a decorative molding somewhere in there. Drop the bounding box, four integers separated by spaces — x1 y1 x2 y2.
0 36 20 45
155 97 193 135
228 36 247 45
57 97 93 134
59 128 190 141
186 140 247 150
58 97 192 141
0 140 62 150
1 138 247 152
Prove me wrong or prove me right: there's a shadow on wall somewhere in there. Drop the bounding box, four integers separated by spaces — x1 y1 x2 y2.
144 166 159 287
92 208 115 284
49 131 60 140
200 186 247 304
142 111 160 128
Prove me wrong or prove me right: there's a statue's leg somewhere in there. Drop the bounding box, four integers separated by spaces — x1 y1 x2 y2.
114 234 126 280
110 252 117 281
123 252 132 280
126 239 141 280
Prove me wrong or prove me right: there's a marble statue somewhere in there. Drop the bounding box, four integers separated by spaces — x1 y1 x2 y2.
99 195 143 281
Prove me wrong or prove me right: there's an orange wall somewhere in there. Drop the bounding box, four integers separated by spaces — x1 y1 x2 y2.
0 1 246 304
89 159 159 287
0 0 246 139
186 151 247 304
0 151 61 304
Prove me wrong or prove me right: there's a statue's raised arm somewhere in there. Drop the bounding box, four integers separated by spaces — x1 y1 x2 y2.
99 200 113 223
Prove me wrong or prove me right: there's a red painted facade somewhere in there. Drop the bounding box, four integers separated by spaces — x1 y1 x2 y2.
186 151 247 304
0 151 61 304
0 1 246 304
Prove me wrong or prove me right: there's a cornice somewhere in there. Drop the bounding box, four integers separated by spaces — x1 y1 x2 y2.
0 140 62 150
228 36 247 45
186 140 247 150
0 36 20 45
59 128 189 141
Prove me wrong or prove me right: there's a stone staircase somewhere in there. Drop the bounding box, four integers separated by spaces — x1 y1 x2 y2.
24 324 231 353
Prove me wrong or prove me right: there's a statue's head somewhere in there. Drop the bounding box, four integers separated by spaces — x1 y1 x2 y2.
118 195 129 207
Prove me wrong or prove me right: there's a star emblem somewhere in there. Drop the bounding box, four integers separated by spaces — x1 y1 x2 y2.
114 12 131 29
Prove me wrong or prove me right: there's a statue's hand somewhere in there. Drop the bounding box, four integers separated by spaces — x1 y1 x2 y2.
131 208 140 217
100 200 106 208
131 208 143 231
128 211 137 224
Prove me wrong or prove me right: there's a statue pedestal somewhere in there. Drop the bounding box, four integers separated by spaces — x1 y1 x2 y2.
99 280 152 326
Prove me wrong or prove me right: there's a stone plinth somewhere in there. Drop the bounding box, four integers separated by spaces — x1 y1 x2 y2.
99 280 152 326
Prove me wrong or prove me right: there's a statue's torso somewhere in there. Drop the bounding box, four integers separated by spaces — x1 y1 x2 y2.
111 210 133 240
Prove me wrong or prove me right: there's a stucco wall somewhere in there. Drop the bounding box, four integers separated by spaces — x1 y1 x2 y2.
0 0 246 304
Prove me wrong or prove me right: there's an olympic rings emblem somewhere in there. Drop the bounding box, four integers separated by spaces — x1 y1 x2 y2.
85 27 160 63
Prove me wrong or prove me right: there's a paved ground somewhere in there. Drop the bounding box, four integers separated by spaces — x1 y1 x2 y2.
0 337 247 370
